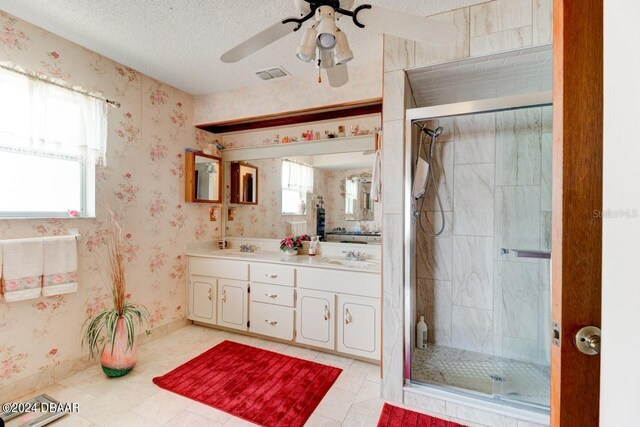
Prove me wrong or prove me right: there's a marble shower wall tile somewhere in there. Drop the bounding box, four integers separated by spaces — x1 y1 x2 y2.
497 261 540 342
470 0 533 37
495 186 541 257
417 279 452 346
496 108 542 186
454 163 495 236
383 71 408 122
452 236 494 310
471 27 533 57
417 211 454 281
384 36 415 73
540 211 552 252
383 120 405 215
415 8 470 68
533 0 553 46
451 306 493 353
541 132 553 212
422 138 454 212
454 113 496 164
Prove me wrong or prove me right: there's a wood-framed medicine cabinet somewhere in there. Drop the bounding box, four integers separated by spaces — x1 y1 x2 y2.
185 151 222 203
230 161 258 205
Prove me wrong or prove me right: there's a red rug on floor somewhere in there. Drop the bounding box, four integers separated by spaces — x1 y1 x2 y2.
377 403 467 427
152 340 342 427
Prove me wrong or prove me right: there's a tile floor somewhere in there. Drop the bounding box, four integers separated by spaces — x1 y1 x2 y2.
17 324 390 426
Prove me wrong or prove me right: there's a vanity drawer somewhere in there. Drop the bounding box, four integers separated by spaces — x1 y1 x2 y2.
250 302 294 341
189 257 248 281
250 263 295 287
250 282 294 307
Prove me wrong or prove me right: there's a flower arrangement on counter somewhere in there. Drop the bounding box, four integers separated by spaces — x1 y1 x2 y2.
279 234 310 253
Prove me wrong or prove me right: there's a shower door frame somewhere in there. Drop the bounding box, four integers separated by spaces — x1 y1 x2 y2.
402 91 554 399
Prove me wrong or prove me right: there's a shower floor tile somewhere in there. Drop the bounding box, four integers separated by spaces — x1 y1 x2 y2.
411 345 550 408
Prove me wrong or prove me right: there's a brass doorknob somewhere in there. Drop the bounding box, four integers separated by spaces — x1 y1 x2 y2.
575 326 601 355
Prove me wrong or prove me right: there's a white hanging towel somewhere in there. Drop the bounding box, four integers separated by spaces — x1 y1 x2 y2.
42 235 78 297
412 157 430 199
2 238 44 302
371 149 382 202
289 220 308 236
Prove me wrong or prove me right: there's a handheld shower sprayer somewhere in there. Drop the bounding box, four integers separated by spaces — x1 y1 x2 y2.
423 126 444 138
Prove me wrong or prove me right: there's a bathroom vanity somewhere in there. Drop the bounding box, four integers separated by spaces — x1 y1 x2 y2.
186 240 381 361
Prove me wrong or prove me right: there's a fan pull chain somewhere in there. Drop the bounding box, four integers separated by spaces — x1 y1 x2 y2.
317 59 322 83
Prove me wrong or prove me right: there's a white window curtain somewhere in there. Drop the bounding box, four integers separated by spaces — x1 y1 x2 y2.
344 178 358 215
282 159 314 193
0 67 108 164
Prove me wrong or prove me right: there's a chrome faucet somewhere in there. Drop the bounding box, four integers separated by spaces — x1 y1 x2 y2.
343 250 366 261
238 243 254 253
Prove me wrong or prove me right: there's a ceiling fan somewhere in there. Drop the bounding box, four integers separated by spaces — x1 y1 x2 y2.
220 0 457 88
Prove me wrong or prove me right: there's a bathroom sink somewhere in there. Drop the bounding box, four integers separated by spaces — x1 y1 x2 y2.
220 249 262 257
320 257 378 269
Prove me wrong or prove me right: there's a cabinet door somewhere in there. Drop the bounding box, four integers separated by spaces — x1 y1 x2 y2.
337 294 381 360
217 279 248 331
188 277 216 325
296 288 335 350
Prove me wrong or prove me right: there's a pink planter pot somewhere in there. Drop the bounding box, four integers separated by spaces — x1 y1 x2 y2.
100 317 137 377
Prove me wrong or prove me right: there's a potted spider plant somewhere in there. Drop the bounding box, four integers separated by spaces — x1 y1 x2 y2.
83 210 149 377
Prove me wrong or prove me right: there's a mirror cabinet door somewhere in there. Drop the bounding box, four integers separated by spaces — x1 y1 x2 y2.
230 162 258 205
344 177 374 221
185 151 222 203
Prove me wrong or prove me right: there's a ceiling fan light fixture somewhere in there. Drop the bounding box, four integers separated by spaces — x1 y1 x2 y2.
296 25 317 62
318 47 335 69
334 29 353 65
315 6 337 50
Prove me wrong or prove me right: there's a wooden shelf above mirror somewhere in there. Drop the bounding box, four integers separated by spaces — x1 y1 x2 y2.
196 98 382 134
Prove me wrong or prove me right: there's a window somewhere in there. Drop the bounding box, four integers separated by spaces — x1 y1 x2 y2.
281 159 314 215
0 67 107 217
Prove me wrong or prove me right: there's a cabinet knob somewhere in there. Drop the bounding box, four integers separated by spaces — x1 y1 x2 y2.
323 305 330 321
264 293 278 298
264 320 278 326
265 274 278 279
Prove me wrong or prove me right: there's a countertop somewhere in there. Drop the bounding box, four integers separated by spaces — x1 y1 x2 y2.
186 244 381 274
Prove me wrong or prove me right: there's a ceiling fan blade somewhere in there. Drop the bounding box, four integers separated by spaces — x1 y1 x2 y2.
326 64 349 88
220 18 300 63
356 6 458 44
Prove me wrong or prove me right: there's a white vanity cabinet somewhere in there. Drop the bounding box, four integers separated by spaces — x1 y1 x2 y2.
295 288 335 350
187 257 249 330
188 276 216 324
218 279 248 331
337 294 381 359
296 267 381 360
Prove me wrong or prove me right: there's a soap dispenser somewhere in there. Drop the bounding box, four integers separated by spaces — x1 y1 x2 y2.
309 236 319 256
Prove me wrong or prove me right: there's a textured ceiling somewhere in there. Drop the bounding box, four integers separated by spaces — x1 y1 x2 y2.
0 0 486 95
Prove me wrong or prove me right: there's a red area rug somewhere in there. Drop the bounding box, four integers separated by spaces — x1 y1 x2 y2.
152 340 341 427
377 403 467 427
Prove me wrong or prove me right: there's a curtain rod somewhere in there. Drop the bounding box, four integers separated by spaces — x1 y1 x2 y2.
0 64 121 109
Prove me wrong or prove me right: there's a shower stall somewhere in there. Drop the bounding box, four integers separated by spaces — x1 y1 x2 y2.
403 46 553 413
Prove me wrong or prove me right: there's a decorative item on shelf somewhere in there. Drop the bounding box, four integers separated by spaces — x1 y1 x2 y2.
82 209 150 378
338 125 346 138
282 136 290 144
273 134 280 143
314 131 321 140
279 234 310 256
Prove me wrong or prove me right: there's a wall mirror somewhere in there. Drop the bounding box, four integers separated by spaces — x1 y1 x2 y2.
220 134 382 242
185 151 222 203
344 175 374 221
230 162 258 204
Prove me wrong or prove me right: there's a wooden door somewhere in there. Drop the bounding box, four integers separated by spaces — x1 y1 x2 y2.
552 0 603 425
217 279 248 331
189 277 216 324
337 294 380 360
296 288 335 350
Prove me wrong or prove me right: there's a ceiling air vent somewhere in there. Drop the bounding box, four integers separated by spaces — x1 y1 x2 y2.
255 66 289 81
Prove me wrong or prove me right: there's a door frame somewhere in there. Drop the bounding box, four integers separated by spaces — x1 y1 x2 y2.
551 1 603 425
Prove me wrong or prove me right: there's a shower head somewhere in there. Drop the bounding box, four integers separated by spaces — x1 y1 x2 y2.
423 126 444 138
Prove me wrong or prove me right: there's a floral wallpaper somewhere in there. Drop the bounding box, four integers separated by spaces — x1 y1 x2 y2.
0 11 220 389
